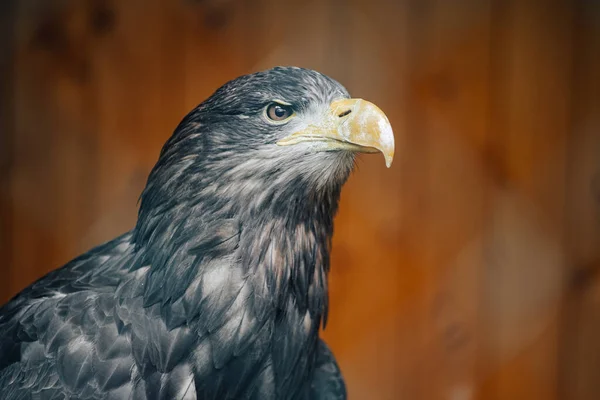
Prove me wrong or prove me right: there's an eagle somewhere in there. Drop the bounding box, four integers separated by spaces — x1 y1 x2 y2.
0 67 394 399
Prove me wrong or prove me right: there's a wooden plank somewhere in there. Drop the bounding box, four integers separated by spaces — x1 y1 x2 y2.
560 0 600 398
480 0 575 398
404 1 494 399
86 0 183 246
561 267 600 400
9 0 100 298
0 0 16 304
237 0 334 76
181 0 256 110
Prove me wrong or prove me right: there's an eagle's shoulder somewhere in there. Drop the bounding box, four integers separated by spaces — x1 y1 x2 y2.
0 232 139 398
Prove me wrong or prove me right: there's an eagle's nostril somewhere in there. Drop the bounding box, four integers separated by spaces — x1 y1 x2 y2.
338 110 352 118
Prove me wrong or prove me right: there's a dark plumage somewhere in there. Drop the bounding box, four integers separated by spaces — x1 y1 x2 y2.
0 67 393 399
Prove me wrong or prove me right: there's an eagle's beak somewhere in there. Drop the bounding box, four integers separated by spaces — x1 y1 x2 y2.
276 98 395 168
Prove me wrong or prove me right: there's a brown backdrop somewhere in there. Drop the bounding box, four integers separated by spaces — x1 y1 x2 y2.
1 0 599 399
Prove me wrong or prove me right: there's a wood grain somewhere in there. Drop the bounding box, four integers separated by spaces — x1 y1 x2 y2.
0 0 17 303
560 0 600 398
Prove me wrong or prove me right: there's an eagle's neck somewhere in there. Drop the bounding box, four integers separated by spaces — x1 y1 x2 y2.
234 181 339 395
237 183 338 326
133 146 351 326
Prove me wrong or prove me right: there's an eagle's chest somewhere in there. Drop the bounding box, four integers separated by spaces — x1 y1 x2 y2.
181 272 320 399
265 302 321 397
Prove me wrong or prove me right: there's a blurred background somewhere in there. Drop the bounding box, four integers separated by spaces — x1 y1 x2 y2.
0 0 599 398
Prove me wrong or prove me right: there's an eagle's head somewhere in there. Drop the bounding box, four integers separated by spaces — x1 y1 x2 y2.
136 67 394 234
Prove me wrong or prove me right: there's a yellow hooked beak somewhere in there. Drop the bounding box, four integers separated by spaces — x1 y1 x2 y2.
276 99 395 168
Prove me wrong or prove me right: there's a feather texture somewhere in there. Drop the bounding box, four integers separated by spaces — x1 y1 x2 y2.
0 67 349 399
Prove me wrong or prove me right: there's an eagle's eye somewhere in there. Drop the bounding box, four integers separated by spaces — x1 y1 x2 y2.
265 103 294 123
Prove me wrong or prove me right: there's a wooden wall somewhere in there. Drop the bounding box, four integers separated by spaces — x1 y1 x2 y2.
1 0 599 398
